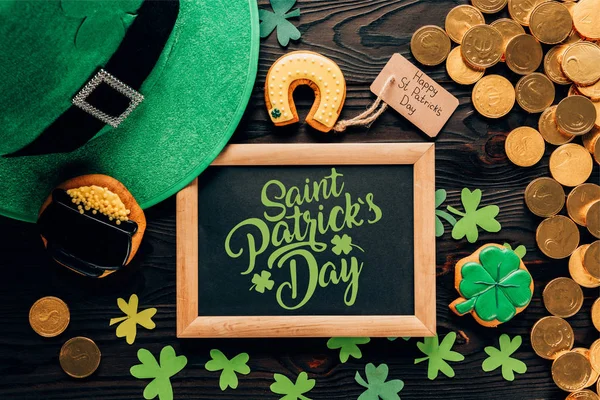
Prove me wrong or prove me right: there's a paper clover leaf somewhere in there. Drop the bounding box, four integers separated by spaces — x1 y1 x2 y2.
270 372 315 400
447 188 501 243
250 270 275 293
504 243 527 259
259 0 301 47
355 363 404 400
331 234 364 255
109 294 157 345
454 246 532 323
415 332 464 380
435 189 457 237
205 349 250 391
130 346 187 400
61 0 142 50
482 334 527 381
327 337 370 363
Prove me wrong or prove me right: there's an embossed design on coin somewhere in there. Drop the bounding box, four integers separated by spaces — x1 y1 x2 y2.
472 0 509 13
472 75 515 118
59 337 101 379
552 351 592 392
561 42 600 87
569 245 600 288
550 144 593 187
490 18 525 61
531 316 575 359
539 106 574 145
505 34 543 75
525 177 565 217
566 184 600 226
583 241 600 280
515 73 555 113
543 277 584 318
29 296 70 338
586 201 600 238
462 25 504 68
508 0 545 26
529 1 573 44
505 126 545 166
536 215 580 259
573 0 600 40
411 25 452 66
556 96 597 136
446 46 485 85
445 5 485 44
544 45 571 86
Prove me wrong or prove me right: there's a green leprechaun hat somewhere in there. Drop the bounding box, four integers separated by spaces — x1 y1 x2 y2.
0 0 259 222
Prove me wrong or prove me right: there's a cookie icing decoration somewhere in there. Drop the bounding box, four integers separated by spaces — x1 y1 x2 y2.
449 244 533 327
265 51 346 132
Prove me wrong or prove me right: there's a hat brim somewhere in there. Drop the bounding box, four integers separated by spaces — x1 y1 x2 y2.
0 0 259 223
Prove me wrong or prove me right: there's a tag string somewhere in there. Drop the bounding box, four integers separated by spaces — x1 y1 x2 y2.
333 76 395 133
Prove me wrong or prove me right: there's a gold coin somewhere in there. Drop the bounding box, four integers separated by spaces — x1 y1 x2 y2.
505 126 545 166
539 106 575 145
490 18 526 61
563 29 583 47
561 42 600 87
552 351 593 392
516 73 556 113
472 75 516 117
29 296 70 338
566 183 600 225
59 337 101 379
592 298 600 331
550 144 594 186
531 316 575 359
569 244 600 288
411 25 452 66
506 34 544 75
569 84 582 97
573 0 600 40
583 240 600 279
529 1 573 44
587 201 600 238
545 45 571 85
590 340 600 375
525 177 566 217
582 127 600 153
537 215 580 258
472 0 509 13
461 25 504 68
572 348 600 388
542 277 584 317
508 0 545 26
566 390 600 400
445 5 486 44
578 80 600 101
593 100 600 129
556 96 597 136
446 47 485 85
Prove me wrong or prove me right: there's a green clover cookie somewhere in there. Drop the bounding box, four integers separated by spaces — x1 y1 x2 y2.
449 244 533 327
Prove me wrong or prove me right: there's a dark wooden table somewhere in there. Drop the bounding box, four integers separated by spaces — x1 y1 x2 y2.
1 1 598 399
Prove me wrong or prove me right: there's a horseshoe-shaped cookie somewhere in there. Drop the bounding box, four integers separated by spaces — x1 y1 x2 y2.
265 51 347 132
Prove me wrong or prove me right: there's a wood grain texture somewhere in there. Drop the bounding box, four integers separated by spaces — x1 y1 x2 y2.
0 0 599 398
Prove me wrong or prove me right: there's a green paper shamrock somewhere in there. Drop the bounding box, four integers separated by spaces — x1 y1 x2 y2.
327 337 370 363
504 243 527 259
453 246 532 323
435 189 457 237
270 372 315 400
109 294 157 345
355 363 404 400
250 270 275 293
205 349 250 391
61 0 142 50
259 0 301 47
271 108 282 119
414 332 464 380
130 346 187 400
482 334 527 381
331 234 364 255
446 188 501 243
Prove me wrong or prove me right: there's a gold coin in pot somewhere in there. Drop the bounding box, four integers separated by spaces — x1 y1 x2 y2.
411 25 452 66
508 0 545 26
472 75 515 118
445 5 485 44
516 73 555 113
573 0 600 41
539 106 575 145
552 351 592 392
542 277 584 318
583 240 600 279
446 46 485 85
472 0 509 13
505 34 544 75
544 45 571 85
525 177 565 217
490 18 525 61
59 337 101 379
569 244 600 288
461 25 504 68
567 183 600 226
561 42 600 87
556 96 597 136
586 201 600 238
505 126 545 166
531 316 575 359
549 144 593 187
536 215 580 259
530 1 573 44
29 296 70 338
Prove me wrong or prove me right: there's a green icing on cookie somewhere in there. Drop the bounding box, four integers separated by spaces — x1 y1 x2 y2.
455 246 532 323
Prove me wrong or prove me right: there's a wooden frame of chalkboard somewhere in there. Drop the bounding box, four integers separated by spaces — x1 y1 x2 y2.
176 143 435 338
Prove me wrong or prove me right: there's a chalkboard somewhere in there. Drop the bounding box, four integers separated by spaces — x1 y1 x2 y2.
177 144 436 338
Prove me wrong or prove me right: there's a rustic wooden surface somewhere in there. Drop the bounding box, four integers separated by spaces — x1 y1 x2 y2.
0 0 599 399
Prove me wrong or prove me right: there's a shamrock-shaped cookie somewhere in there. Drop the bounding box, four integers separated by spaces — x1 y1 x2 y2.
449 244 533 327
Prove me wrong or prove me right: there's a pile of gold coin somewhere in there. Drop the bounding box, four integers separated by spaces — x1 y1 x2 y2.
29 296 101 379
